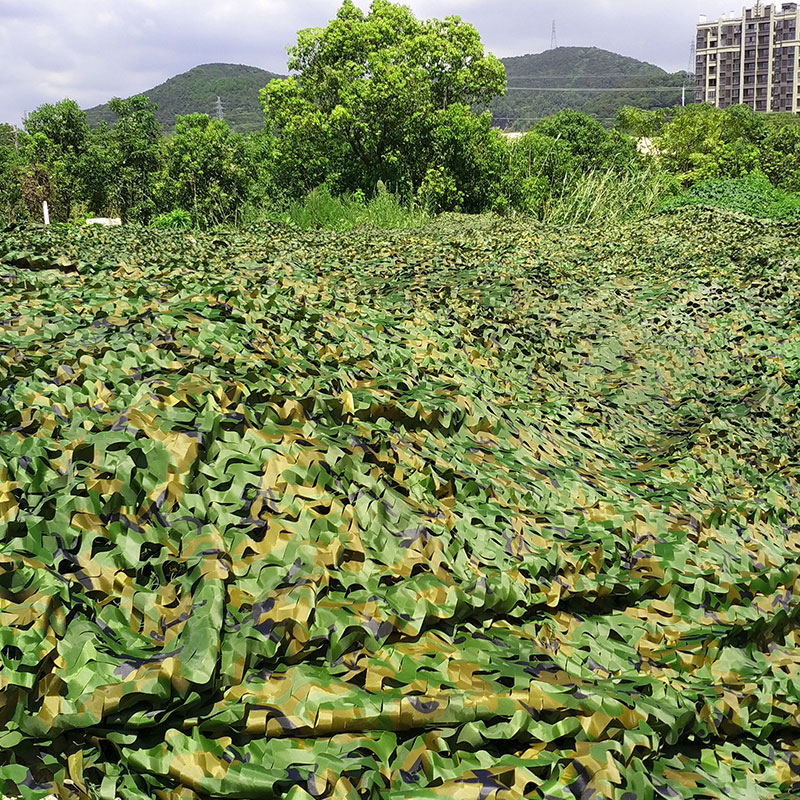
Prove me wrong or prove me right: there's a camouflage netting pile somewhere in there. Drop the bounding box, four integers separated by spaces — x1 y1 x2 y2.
2 209 800 799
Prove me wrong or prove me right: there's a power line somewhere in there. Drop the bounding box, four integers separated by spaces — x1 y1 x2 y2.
504 86 688 92
504 74 686 78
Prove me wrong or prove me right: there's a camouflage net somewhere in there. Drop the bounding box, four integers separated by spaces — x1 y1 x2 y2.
2 209 800 799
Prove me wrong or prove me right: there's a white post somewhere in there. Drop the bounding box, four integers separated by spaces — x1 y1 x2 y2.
42 201 50 226
682 85 686 107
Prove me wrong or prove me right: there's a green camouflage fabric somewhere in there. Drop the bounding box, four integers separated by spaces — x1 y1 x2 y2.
2 209 800 799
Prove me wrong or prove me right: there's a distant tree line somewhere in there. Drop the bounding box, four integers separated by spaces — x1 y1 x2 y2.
3 1 800 228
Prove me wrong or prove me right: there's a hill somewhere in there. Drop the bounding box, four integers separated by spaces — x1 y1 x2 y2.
84 49 692 136
85 63 284 134
490 46 692 129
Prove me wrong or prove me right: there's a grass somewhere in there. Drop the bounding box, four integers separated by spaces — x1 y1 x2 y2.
542 166 679 227
257 184 431 230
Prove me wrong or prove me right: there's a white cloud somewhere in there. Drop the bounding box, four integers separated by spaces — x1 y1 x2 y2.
0 0 704 125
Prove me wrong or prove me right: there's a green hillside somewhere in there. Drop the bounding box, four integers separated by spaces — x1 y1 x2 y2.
491 46 692 129
84 49 692 136
85 63 284 134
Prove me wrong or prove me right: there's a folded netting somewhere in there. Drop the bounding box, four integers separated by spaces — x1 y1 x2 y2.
1 212 800 799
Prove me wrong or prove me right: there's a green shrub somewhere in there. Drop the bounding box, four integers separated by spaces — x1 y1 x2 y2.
658 172 800 219
258 184 430 231
151 209 193 229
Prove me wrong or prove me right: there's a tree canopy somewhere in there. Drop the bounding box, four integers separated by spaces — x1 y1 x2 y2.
260 0 506 200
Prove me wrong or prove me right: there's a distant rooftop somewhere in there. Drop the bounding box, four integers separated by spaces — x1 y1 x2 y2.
698 3 799 24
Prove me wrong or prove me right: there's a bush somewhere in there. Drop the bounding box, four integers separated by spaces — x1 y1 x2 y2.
658 171 800 219
151 209 193 229
259 183 430 231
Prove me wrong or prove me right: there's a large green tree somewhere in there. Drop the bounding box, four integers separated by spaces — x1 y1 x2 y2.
654 104 767 184
159 114 250 227
107 96 163 222
260 0 506 203
20 99 91 221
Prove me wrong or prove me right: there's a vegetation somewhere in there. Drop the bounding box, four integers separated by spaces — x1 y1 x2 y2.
659 171 800 218
3 5 800 232
493 46 691 128
85 63 284 134
80 50 690 138
261 0 505 205
257 182 431 230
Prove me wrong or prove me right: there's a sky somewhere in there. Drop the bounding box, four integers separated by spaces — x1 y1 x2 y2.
0 0 711 126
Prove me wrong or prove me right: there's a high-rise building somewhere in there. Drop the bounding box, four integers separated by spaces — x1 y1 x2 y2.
696 3 800 112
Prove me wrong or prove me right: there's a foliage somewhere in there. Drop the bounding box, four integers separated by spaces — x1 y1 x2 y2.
158 114 251 227
615 105 669 138
416 105 510 213
105 96 163 223
20 99 92 221
0 141 23 225
491 47 689 129
534 109 637 172
658 171 800 219
543 165 679 226
86 63 284 134
499 114 650 219
151 208 193 229
252 182 429 230
652 103 769 184
759 122 800 191
261 0 506 202
0 124 18 149
81 47 690 139
3 209 800 796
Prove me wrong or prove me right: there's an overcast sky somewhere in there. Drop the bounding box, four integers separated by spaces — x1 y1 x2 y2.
0 0 712 126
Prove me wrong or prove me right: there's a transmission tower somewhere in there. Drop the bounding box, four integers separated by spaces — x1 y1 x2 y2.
214 96 224 121
688 40 696 76
550 20 558 50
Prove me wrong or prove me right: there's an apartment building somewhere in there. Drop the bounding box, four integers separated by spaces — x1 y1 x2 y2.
696 3 800 112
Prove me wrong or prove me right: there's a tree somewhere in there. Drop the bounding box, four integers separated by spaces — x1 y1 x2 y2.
20 100 91 221
0 124 18 150
417 104 510 212
654 104 765 184
534 110 636 173
107 96 162 222
615 106 668 139
0 140 23 225
260 0 506 201
159 114 250 226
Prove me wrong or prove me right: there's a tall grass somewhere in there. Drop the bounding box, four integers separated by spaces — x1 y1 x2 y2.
259 185 431 230
542 167 678 227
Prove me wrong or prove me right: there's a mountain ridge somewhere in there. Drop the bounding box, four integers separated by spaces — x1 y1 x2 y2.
85 63 284 134
85 48 691 133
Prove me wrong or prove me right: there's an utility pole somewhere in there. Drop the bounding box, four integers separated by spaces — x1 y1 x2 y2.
214 96 224 121
550 20 558 50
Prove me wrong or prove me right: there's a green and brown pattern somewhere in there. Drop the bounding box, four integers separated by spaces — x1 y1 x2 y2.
2 209 800 798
